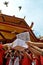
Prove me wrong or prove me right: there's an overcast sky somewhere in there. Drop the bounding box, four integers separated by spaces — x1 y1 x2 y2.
0 0 43 37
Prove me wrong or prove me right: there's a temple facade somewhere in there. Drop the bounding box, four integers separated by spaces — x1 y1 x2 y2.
0 14 43 43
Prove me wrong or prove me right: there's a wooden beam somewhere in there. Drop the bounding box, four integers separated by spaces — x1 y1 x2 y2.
0 22 27 33
26 42 43 55
0 29 11 33
29 44 43 53
0 32 16 39
0 32 6 39
28 46 43 56
26 41 43 48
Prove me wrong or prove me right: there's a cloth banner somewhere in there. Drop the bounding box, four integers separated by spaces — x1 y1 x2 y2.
16 32 30 42
12 39 28 48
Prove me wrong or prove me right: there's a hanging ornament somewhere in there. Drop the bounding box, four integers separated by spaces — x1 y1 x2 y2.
30 22 34 29
24 16 26 19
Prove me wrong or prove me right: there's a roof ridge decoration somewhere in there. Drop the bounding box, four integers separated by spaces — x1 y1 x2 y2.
0 10 2 14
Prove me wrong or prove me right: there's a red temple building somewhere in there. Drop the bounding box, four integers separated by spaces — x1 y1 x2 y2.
0 13 43 43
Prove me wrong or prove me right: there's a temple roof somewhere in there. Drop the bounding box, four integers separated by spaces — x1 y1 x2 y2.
0 14 43 43
0 14 29 28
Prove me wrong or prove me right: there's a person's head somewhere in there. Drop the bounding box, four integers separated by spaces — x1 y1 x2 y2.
25 48 31 54
20 51 24 56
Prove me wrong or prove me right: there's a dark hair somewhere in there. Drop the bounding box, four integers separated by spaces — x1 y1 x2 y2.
2 40 6 44
11 49 15 53
17 50 20 54
21 51 23 53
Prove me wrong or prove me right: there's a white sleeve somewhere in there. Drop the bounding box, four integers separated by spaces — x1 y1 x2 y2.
14 57 19 65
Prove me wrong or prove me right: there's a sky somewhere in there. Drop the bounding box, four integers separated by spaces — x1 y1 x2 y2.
0 0 43 37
